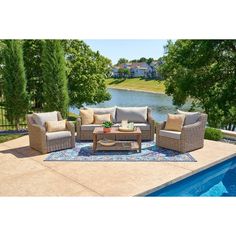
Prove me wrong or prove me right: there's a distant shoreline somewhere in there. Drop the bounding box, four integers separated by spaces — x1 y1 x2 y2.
107 86 166 95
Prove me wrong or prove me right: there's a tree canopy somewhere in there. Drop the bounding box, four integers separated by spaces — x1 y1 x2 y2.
64 40 111 108
42 40 69 117
2 40 29 129
23 40 44 109
117 58 128 64
159 40 236 130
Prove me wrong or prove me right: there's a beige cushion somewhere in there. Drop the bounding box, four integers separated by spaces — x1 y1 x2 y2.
46 131 71 141
33 111 58 127
81 123 150 131
80 109 94 125
165 114 185 131
94 114 111 124
177 110 200 125
46 120 66 132
159 130 181 139
89 107 116 122
81 124 102 131
116 107 147 123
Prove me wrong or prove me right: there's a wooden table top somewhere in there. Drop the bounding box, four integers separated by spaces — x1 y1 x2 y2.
93 127 141 135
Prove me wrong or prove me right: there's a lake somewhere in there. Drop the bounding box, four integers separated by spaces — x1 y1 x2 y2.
70 88 191 122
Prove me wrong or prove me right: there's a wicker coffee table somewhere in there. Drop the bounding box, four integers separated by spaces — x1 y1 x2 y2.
93 127 142 153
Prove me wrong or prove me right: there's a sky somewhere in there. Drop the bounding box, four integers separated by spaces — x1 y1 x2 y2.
84 39 168 65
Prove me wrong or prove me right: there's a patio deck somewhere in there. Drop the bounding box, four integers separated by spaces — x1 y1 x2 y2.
0 135 236 196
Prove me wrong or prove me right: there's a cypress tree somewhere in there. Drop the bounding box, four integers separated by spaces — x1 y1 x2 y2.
2 40 29 130
42 40 69 117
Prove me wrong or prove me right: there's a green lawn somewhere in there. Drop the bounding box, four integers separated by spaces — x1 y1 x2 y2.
105 78 165 93
0 134 23 143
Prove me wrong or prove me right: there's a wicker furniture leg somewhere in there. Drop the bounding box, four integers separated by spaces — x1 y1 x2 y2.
93 132 97 153
137 133 142 153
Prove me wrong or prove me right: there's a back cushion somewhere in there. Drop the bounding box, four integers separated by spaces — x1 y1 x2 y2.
177 109 200 125
116 107 148 123
33 111 58 127
90 107 116 122
80 109 94 125
165 114 185 131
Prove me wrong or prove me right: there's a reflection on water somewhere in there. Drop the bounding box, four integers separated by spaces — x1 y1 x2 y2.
70 88 191 122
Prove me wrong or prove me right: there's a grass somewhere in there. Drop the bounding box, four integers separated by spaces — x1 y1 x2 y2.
0 134 23 143
105 78 166 93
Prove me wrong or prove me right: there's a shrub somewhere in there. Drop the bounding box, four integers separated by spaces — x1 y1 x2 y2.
204 127 223 141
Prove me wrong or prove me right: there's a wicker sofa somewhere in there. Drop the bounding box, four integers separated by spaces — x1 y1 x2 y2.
156 113 207 153
27 111 75 154
76 107 155 141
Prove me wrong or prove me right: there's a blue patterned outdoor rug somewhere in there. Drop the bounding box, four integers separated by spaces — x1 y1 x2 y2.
45 141 196 162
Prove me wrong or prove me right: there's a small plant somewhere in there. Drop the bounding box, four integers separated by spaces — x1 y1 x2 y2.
204 127 223 141
102 121 113 128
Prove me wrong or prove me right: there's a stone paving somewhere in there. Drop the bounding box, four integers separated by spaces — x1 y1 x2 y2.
0 135 236 196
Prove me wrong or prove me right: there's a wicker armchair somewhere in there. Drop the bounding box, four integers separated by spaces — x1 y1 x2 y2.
27 112 75 154
156 113 207 153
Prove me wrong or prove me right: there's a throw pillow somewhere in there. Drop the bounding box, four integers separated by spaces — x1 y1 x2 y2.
165 114 185 132
33 111 58 127
80 109 94 125
94 114 111 124
46 120 66 132
177 109 200 125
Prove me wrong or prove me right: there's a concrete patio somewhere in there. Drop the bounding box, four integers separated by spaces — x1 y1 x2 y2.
0 135 236 196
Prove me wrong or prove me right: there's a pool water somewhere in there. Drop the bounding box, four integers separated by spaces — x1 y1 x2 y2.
147 157 236 197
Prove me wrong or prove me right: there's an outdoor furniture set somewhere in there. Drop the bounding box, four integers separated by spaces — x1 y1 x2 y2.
27 107 207 155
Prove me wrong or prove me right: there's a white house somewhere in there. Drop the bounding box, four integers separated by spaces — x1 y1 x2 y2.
112 62 156 78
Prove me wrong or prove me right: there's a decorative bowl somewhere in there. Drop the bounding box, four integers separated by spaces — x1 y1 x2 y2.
98 139 116 146
118 127 136 132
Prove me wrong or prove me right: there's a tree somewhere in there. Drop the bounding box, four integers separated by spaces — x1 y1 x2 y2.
0 40 5 98
138 57 147 63
159 40 236 130
63 40 111 108
147 57 154 65
117 58 128 65
118 68 124 77
123 68 130 77
42 40 69 117
2 40 29 130
23 40 44 110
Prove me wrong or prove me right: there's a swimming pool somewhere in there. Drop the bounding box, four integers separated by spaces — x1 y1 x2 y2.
147 156 236 197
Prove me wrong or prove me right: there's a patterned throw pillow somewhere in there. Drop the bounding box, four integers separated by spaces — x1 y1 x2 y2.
94 114 111 124
165 114 185 132
80 109 94 125
46 120 66 132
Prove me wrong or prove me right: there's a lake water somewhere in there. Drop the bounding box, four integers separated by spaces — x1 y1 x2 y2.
70 88 191 122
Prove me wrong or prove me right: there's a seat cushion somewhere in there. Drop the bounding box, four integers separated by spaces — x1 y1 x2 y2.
81 124 102 131
113 123 150 131
46 131 71 141
33 111 58 127
80 109 94 125
81 123 150 131
165 114 185 131
177 109 200 125
159 130 181 139
116 107 147 123
89 107 116 122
